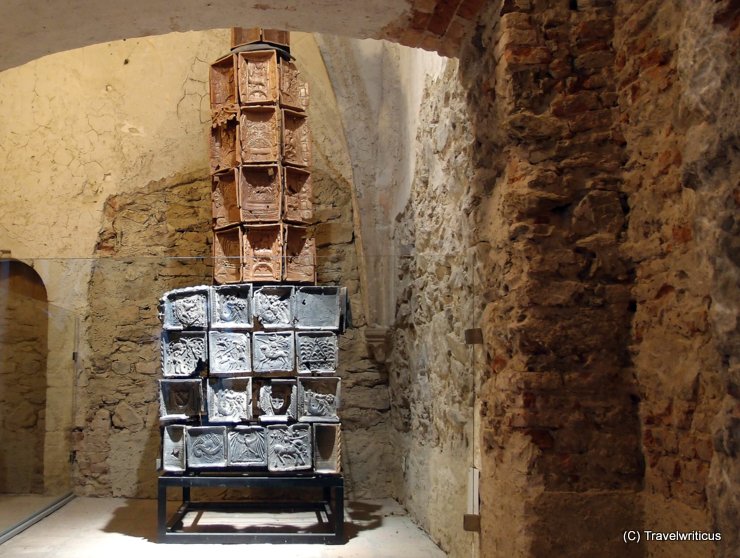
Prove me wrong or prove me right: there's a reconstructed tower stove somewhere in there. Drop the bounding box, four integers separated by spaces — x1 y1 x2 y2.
156 29 346 544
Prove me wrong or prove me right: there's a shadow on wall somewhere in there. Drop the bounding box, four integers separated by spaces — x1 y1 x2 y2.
0 260 48 495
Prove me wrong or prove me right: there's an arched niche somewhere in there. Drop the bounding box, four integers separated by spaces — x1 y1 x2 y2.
0 259 48 494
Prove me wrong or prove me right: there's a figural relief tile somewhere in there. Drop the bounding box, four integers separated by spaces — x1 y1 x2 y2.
253 331 295 373
161 331 207 377
266 423 312 472
296 331 338 374
159 378 203 420
284 226 315 283
237 50 278 106
297 377 340 423
209 118 238 174
209 54 237 124
207 376 251 423
213 227 242 284
253 379 297 423
282 109 310 167
208 331 252 375
253 285 293 329
279 61 309 112
186 426 228 469
210 284 252 329
239 164 281 223
243 225 282 282
239 107 279 164
212 170 240 229
160 286 209 330
227 426 267 468
284 166 312 223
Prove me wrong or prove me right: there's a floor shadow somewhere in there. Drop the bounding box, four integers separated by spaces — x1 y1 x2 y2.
103 498 387 543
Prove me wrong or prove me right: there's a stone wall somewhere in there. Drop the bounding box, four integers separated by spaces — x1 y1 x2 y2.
458 1 643 556
389 59 477 557
614 1 739 556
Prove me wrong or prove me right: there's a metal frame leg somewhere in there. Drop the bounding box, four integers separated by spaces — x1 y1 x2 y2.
157 479 167 541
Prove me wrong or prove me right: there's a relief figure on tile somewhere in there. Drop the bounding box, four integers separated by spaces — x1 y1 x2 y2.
165 336 205 376
191 433 224 463
216 294 249 324
268 427 310 469
254 292 290 325
212 388 248 421
304 390 336 417
212 333 250 372
229 429 266 463
172 294 206 328
256 333 292 370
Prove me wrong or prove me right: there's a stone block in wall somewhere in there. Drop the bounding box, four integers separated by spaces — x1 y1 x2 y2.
209 118 238 173
253 285 293 328
210 284 252 329
186 426 228 468
253 379 297 423
212 170 240 229
227 425 267 467
298 377 340 422
160 286 209 330
284 225 315 282
282 109 310 167
207 376 252 423
162 425 186 473
284 166 312 223
208 331 252 374
213 226 242 284
209 54 237 122
313 423 341 474
266 423 312 471
239 107 280 164
159 379 203 420
296 331 338 374
294 286 342 329
239 164 282 223
161 331 207 377
253 331 295 373
279 60 309 112
243 224 282 281
237 50 279 106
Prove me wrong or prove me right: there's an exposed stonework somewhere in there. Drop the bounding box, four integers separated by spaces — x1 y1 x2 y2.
614 2 739 557
459 1 643 556
73 172 212 497
389 59 477 557
0 263 47 494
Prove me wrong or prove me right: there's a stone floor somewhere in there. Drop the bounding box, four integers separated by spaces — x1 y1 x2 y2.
0 497 447 558
0 494 59 533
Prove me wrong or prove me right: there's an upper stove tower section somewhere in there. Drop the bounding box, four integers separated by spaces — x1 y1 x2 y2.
209 28 315 285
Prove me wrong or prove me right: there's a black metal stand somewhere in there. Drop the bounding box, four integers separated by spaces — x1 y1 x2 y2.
157 473 344 544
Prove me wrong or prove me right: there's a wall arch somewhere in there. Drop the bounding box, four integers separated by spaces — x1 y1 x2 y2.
0 0 484 71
